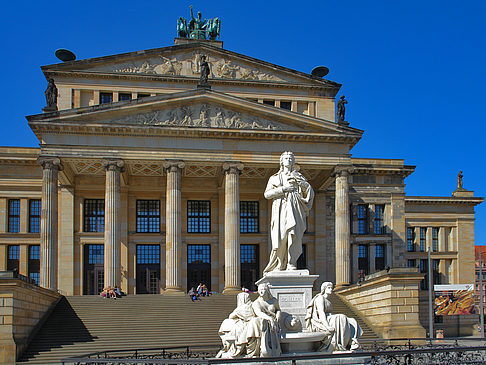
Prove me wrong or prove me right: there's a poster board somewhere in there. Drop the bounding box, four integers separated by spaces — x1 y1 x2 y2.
434 284 475 315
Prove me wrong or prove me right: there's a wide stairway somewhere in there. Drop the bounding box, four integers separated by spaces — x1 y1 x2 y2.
18 293 378 364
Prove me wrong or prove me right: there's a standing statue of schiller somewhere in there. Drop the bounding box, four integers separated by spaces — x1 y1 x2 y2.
263 151 314 273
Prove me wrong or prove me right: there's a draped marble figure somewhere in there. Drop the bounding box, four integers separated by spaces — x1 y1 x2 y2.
305 282 362 352
264 151 314 273
217 284 282 358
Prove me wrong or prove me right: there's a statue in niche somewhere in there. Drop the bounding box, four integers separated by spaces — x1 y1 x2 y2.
457 170 463 189
263 151 314 273
44 78 58 111
217 284 281 358
199 55 210 86
305 282 362 352
337 95 347 124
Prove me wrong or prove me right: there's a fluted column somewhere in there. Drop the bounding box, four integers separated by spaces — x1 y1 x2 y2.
103 159 124 289
163 160 185 293
223 162 244 293
335 167 351 287
38 157 63 290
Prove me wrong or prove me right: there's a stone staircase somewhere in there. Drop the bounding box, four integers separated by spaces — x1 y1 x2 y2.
18 293 378 364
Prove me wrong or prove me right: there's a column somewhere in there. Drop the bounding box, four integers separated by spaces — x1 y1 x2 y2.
334 167 350 287
223 162 243 293
163 160 185 293
103 159 124 289
37 156 62 290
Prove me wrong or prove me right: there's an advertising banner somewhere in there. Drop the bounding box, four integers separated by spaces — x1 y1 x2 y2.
434 284 475 315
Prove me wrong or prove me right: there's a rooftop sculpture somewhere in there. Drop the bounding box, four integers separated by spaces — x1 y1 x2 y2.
177 6 221 40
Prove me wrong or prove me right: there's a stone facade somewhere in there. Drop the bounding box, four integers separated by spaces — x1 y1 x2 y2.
0 39 482 338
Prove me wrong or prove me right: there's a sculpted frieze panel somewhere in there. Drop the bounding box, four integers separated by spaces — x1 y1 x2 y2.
92 52 285 82
110 103 298 131
69 159 105 175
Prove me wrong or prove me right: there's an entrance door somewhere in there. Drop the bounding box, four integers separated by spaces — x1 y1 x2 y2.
187 244 211 292
241 244 259 291
136 244 161 294
84 244 104 295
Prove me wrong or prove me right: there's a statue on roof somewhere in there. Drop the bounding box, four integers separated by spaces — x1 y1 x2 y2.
337 95 347 124
457 170 463 189
177 7 221 40
44 78 58 111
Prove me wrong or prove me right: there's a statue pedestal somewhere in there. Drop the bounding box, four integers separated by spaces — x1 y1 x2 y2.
256 270 318 333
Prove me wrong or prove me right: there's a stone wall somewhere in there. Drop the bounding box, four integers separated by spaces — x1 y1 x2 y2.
0 272 60 364
336 268 426 339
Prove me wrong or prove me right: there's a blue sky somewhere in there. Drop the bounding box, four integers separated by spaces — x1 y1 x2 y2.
1 1 485 243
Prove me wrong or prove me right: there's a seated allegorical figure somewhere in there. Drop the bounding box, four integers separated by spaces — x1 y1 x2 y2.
217 292 255 358
217 283 282 358
305 282 362 352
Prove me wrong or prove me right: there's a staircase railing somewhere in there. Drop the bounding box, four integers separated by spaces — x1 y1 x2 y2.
62 338 486 364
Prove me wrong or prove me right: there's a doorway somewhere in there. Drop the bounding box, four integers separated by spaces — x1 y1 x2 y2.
136 244 161 294
83 244 104 295
187 244 211 292
241 244 259 291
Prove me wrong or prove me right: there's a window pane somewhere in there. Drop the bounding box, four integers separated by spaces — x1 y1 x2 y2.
136 200 160 233
407 227 416 252
420 228 427 252
357 205 367 234
87 244 104 265
187 201 211 233
100 92 113 104
240 201 259 233
137 244 160 264
187 244 210 264
29 199 41 233
8 199 20 233
84 199 105 232
241 244 258 264
280 101 291 110
432 228 439 252
119 93 131 101
374 205 385 234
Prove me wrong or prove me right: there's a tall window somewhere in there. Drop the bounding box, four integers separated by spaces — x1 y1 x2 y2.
29 199 41 233
432 228 439 252
374 205 385 234
408 259 416 268
84 199 105 232
375 244 385 271
8 199 20 233
407 227 416 252
136 200 160 233
357 205 368 234
187 200 210 233
7 245 19 271
99 92 113 104
420 259 428 290
240 201 259 233
28 245 40 285
240 244 260 291
358 244 369 275
280 101 291 110
433 259 441 284
420 227 427 252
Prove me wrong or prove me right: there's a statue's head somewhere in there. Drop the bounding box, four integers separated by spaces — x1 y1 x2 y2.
257 283 270 297
320 281 333 294
279 151 295 169
340 95 345 100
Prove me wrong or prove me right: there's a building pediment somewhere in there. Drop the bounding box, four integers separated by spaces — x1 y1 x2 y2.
41 43 339 89
28 89 362 145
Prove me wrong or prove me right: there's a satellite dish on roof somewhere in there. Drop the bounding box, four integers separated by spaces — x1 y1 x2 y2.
55 49 76 62
311 66 329 78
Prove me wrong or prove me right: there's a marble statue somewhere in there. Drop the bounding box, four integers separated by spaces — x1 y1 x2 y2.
263 151 314 273
305 282 362 352
249 283 282 357
45 78 58 110
337 95 347 124
217 284 282 358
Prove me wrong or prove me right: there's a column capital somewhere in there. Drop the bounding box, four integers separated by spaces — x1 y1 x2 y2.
163 160 185 173
332 165 354 178
37 156 63 171
222 162 244 175
103 159 125 172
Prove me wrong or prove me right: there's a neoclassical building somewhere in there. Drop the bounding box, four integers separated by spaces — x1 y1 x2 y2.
0 36 482 328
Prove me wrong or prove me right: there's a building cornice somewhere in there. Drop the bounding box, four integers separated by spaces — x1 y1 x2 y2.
405 196 484 205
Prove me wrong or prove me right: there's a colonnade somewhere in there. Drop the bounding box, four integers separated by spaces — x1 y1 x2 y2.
37 157 352 292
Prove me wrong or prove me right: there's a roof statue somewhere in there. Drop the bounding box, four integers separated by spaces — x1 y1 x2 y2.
177 6 221 40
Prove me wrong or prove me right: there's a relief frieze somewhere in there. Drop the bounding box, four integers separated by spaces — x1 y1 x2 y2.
110 103 297 131
95 52 285 82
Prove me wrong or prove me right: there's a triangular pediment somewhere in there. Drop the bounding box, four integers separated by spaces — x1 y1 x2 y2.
28 90 362 142
42 43 339 88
